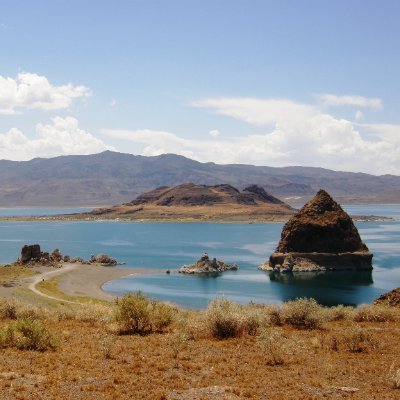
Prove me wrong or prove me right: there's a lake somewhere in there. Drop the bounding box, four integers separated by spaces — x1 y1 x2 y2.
0 205 399 308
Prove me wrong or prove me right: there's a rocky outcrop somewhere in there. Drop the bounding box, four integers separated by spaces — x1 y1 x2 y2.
17 245 120 266
179 253 239 274
19 245 65 266
89 253 118 266
260 190 373 272
20 244 42 263
373 288 400 307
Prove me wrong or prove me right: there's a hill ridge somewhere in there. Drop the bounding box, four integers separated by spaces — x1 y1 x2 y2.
0 151 399 206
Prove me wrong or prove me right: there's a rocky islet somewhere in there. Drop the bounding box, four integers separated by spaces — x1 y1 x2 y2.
260 190 373 272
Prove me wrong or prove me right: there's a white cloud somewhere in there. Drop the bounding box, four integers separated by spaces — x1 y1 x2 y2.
109 99 117 107
102 97 400 175
0 72 91 115
0 117 113 161
193 98 317 126
209 129 221 137
319 94 382 109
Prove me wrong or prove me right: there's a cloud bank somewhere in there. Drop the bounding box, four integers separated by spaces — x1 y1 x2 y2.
0 73 91 115
0 117 112 161
103 97 400 175
319 94 382 109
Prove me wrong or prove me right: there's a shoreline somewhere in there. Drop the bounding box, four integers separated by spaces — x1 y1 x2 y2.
0 214 396 223
0 262 158 304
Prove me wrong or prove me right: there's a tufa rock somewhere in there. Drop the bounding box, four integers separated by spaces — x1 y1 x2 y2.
20 244 42 263
260 190 373 272
89 253 117 266
179 253 239 274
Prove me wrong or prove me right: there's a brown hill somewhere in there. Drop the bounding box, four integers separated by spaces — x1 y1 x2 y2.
130 183 285 207
88 183 294 222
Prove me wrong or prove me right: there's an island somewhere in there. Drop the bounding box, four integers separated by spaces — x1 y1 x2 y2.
179 253 239 274
259 189 373 272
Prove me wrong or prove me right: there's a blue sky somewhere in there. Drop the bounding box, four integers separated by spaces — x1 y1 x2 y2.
1 0 399 174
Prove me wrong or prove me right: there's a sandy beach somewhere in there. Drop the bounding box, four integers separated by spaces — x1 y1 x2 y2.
0 262 155 303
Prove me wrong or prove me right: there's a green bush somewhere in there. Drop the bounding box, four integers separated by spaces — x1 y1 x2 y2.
115 292 175 334
0 319 58 351
282 298 324 329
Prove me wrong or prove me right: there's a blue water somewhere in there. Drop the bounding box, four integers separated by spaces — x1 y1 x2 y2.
0 206 399 308
0 207 91 217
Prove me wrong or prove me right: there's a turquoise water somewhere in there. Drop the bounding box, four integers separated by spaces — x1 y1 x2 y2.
0 205 399 308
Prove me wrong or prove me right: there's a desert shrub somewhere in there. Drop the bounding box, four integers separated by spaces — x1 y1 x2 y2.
259 328 286 366
265 305 284 326
241 306 261 336
353 305 396 323
150 301 176 332
170 332 191 361
55 306 78 321
1 319 58 351
18 304 50 321
115 292 151 334
75 303 114 325
0 299 50 321
282 298 325 329
342 324 374 353
324 305 354 321
115 292 174 334
205 297 244 339
101 334 114 359
55 303 113 324
0 299 18 320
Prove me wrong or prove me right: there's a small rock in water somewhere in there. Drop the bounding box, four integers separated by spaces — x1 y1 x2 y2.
179 253 239 274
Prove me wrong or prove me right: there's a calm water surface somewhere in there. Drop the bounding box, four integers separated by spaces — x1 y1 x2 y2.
0 207 91 217
0 206 399 308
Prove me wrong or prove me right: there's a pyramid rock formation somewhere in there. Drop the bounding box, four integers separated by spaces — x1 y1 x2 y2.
260 190 373 272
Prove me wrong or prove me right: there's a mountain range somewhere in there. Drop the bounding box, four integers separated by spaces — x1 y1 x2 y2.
0 151 399 206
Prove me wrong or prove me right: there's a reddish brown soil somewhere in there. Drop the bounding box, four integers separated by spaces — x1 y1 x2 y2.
0 319 399 399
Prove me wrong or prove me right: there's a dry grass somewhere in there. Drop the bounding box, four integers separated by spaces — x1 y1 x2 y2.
0 264 35 283
0 298 398 399
353 304 397 322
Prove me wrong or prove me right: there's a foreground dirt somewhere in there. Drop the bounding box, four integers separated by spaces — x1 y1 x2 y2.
0 318 399 400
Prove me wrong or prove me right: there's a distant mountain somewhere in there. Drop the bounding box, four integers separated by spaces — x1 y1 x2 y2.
0 150 399 206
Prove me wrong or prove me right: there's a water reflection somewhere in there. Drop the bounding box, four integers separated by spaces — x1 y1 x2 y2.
267 270 375 306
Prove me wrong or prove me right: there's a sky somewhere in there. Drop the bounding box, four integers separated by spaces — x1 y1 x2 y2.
0 0 400 175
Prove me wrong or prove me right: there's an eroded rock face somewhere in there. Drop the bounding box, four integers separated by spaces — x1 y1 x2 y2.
20 244 42 263
260 190 373 272
19 245 68 266
179 253 239 274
